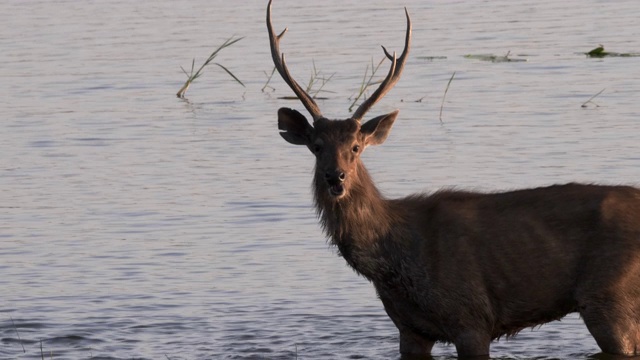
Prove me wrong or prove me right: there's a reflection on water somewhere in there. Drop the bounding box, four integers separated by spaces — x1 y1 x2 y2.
1 0 639 358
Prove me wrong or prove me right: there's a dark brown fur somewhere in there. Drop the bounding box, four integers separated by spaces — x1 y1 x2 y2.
278 110 640 358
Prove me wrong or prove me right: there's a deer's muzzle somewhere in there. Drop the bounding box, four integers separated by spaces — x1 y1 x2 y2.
325 170 346 197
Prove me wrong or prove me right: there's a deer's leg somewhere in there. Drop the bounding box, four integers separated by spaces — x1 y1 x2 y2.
580 300 640 356
399 329 435 356
577 265 640 357
453 330 491 359
377 293 435 356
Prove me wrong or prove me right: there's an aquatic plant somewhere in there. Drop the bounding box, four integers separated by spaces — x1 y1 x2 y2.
265 60 335 100
262 66 277 93
303 60 335 100
581 88 605 108
176 36 245 98
10 317 24 354
416 55 447 61
439 71 456 123
348 56 385 112
464 51 527 62
586 44 640 58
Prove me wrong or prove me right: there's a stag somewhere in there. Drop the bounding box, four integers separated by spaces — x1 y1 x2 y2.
267 1 640 357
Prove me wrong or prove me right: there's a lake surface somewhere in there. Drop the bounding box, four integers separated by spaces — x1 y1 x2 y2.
1 0 639 359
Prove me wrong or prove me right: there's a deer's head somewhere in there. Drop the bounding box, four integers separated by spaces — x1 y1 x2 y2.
268 0 411 200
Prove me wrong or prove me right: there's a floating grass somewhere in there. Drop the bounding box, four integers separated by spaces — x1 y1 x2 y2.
416 55 447 61
464 51 527 63
586 45 606 57
348 57 385 112
439 71 456 123
176 36 245 98
585 44 640 58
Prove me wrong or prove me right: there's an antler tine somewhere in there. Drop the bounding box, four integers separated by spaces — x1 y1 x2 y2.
267 0 324 122
352 8 412 122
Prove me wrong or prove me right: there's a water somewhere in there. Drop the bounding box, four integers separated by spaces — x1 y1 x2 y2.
1 0 639 359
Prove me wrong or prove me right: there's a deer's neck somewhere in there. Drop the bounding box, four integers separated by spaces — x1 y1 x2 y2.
314 162 399 275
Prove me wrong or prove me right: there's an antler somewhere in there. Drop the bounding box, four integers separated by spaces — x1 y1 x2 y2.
267 0 324 122
352 8 412 122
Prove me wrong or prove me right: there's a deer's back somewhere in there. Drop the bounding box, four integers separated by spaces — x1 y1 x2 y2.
381 183 640 340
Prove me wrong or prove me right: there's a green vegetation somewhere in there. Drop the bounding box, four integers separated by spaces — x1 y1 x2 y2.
176 36 245 98
586 45 640 58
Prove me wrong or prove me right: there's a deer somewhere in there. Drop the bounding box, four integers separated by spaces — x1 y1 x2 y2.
267 1 640 358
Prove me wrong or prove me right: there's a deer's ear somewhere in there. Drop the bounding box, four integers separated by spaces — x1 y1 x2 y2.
360 110 398 146
278 108 314 145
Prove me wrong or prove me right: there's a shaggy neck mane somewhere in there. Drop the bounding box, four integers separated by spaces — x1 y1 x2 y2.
313 161 399 272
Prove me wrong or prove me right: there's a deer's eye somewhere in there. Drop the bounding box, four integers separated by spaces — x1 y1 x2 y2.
352 144 360 153
312 144 322 154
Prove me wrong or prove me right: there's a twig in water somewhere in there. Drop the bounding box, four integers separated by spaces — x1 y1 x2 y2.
176 36 245 98
581 88 605 108
439 71 456 123
10 316 25 353
40 339 44 360
349 57 385 112
262 66 277 92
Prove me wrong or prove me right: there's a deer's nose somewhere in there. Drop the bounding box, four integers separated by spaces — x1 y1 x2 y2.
325 170 346 184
